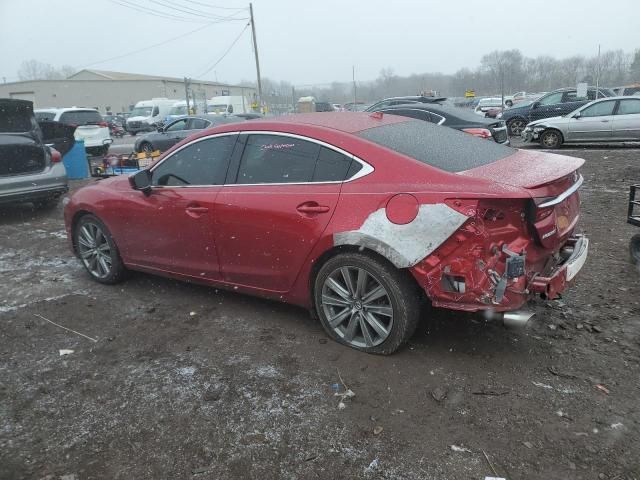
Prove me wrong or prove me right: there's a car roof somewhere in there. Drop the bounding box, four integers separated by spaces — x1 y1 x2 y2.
381 102 493 122
246 112 411 134
35 107 99 113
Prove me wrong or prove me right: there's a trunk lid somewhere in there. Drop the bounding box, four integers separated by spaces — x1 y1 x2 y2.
460 149 585 249
0 134 47 177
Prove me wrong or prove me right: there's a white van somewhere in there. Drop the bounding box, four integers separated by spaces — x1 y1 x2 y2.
208 95 251 115
165 101 189 123
126 98 177 135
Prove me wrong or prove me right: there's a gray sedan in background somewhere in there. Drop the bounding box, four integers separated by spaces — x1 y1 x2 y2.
134 114 255 154
522 96 640 148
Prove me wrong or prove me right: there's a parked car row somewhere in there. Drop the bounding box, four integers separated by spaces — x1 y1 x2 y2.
522 96 640 148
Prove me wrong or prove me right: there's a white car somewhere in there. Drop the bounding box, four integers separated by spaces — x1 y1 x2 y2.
35 107 112 156
474 97 504 115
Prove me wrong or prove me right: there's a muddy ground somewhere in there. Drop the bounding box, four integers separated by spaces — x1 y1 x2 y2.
1 144 639 480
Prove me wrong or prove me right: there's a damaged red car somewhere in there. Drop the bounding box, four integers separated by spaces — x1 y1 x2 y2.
64 112 588 354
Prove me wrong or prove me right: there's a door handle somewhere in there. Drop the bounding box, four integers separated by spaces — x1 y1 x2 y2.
554 107 562 110
296 202 330 214
186 205 209 217
600 119 610 122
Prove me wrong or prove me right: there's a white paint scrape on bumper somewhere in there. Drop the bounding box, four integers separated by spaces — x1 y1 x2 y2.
566 236 589 281
334 204 469 268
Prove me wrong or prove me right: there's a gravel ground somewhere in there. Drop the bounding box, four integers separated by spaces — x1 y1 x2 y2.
1 144 639 480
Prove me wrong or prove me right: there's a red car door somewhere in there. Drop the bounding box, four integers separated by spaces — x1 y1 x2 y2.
214 133 359 292
117 134 238 280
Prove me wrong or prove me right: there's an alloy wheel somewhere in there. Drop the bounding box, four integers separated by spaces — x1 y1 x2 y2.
77 222 112 279
542 131 560 148
509 119 526 136
321 266 394 348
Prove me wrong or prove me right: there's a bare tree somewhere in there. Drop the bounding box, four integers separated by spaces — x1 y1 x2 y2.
17 60 76 80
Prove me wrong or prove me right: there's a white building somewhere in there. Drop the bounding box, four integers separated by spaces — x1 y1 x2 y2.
0 69 257 114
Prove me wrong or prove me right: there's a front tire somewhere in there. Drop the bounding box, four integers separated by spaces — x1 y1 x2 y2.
630 234 640 265
507 118 527 136
314 252 421 355
74 214 127 284
540 129 563 149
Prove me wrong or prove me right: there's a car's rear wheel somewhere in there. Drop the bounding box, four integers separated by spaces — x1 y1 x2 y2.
74 214 127 284
540 129 563 149
314 252 421 355
507 118 527 136
630 234 640 265
139 141 153 154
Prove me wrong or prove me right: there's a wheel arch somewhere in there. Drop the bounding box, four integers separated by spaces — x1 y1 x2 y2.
307 243 421 316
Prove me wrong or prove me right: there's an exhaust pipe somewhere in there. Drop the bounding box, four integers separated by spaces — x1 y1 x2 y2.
501 310 535 328
484 310 535 328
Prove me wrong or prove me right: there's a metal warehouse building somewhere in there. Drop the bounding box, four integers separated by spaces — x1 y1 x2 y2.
0 69 257 114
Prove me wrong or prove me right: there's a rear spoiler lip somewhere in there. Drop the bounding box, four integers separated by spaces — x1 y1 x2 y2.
537 174 584 208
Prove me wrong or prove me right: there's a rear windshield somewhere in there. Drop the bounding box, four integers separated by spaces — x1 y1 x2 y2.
357 120 515 173
35 111 56 122
0 105 34 132
59 110 102 126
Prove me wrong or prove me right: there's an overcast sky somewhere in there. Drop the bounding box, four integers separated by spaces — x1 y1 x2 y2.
1 0 638 86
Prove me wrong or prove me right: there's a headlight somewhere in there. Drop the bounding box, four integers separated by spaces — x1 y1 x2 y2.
533 126 546 132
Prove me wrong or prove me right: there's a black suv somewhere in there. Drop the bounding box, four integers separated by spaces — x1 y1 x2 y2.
502 87 615 136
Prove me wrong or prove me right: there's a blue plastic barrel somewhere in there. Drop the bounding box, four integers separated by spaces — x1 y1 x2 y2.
62 139 89 179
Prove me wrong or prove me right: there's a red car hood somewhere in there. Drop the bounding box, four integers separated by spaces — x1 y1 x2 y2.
459 149 584 189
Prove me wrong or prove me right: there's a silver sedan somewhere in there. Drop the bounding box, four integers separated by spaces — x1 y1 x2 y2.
522 96 640 148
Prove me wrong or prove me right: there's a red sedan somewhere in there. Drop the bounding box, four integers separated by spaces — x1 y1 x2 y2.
64 112 589 354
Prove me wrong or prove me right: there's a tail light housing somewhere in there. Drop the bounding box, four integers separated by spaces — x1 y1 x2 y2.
99 121 109 127
462 128 492 139
50 148 62 163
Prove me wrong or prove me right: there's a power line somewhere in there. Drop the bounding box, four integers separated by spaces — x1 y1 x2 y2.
179 0 248 10
109 0 212 22
194 22 250 78
143 0 246 21
80 22 217 68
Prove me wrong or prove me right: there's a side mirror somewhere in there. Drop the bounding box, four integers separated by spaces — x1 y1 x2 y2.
129 169 152 195
531 102 540 109
573 111 582 119
157 125 164 132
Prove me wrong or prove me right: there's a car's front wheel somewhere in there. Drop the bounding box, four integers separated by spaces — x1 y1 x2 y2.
540 129 563 149
314 252 421 354
507 118 527 136
74 214 127 284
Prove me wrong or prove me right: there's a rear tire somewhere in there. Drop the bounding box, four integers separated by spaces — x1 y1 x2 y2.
74 214 127 284
139 142 153 154
314 252 421 355
630 234 640 265
540 129 563 149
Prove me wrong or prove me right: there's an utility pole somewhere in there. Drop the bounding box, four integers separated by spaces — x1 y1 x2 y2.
184 77 191 113
249 3 262 109
352 65 356 105
595 44 601 99
292 85 296 112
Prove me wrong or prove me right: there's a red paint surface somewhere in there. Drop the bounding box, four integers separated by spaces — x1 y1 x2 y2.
64 113 586 313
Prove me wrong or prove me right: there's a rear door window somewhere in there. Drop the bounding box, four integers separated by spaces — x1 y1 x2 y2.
188 118 210 130
59 110 102 126
312 147 360 182
235 134 320 184
383 108 432 123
